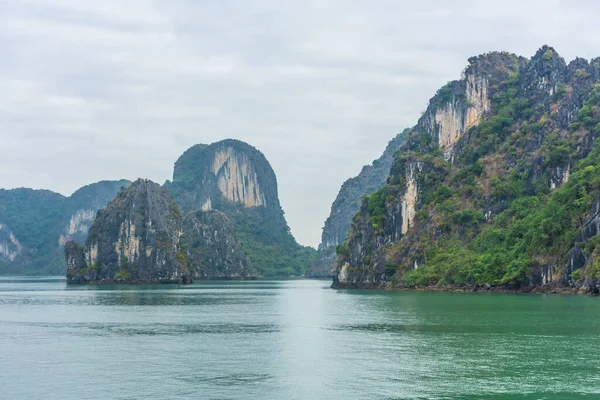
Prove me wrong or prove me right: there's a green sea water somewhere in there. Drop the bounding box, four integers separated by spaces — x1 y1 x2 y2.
0 276 599 399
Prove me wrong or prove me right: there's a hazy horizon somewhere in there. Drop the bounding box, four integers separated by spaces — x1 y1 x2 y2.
2 0 600 247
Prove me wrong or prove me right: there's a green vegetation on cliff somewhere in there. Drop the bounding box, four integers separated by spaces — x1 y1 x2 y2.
335 46 600 292
0 180 130 275
309 130 409 277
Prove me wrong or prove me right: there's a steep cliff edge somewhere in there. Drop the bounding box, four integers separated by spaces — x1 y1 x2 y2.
334 46 600 294
0 180 130 275
308 130 409 277
166 139 315 276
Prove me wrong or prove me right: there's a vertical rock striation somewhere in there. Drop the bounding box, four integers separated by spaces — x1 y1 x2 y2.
167 139 315 276
416 52 522 161
167 140 278 214
0 224 23 262
333 155 444 288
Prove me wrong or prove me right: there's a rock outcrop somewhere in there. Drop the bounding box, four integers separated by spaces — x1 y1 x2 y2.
333 154 446 288
0 223 23 262
167 140 278 214
0 180 130 275
166 139 315 276
309 131 408 277
181 210 254 279
65 241 88 284
415 52 524 161
333 46 600 294
66 179 191 284
66 179 257 283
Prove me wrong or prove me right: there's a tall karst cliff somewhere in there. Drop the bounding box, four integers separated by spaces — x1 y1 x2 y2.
334 46 600 294
308 131 409 277
166 139 315 276
66 179 253 283
0 180 130 275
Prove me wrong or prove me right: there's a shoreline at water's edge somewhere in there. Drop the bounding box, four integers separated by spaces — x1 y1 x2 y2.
331 282 600 296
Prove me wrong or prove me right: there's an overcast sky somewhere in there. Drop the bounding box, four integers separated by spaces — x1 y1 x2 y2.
1 1 599 247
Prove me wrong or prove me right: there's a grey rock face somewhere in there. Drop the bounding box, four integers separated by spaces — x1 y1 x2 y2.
414 52 523 161
331 201 387 288
167 139 280 214
181 210 254 279
583 198 600 240
332 155 444 288
564 247 586 284
309 130 408 277
65 241 88 284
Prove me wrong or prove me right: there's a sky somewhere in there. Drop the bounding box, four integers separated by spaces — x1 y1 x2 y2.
1 0 600 247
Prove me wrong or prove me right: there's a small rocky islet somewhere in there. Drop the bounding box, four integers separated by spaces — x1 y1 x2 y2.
65 179 252 283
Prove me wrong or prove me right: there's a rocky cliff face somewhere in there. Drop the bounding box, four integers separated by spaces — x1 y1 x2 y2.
211 147 267 208
333 154 446 288
167 139 315 276
0 180 130 275
334 46 600 294
309 131 408 277
415 52 525 161
167 140 279 214
67 179 190 283
59 209 96 246
0 223 23 262
65 241 88 284
181 210 254 279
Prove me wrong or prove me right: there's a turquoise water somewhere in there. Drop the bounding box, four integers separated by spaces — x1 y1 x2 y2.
0 277 599 399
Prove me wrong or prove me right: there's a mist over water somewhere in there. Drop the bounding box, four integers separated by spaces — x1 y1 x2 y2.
1 277 599 399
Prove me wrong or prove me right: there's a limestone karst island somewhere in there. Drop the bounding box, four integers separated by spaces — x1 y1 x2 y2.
1 47 600 296
3 24 600 397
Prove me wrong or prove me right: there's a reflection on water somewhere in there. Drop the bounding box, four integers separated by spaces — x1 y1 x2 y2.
6 321 280 336
0 277 599 399
176 373 274 386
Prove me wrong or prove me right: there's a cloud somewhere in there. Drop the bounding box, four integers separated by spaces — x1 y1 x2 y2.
0 0 599 247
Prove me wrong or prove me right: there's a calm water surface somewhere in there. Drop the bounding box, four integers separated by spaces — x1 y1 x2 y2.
1 277 599 399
